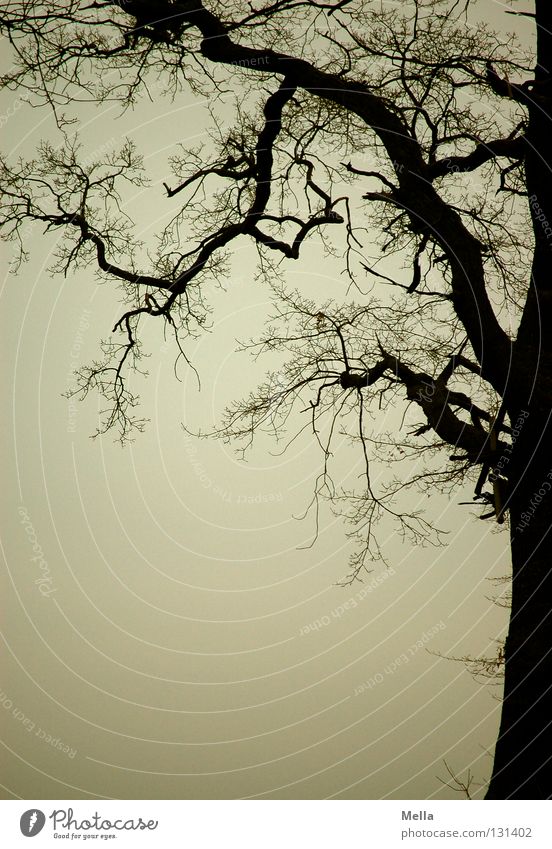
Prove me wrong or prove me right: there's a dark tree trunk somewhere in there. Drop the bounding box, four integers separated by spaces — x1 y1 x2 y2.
486 0 552 799
486 418 552 798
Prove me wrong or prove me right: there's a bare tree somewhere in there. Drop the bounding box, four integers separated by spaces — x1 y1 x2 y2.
1 0 551 799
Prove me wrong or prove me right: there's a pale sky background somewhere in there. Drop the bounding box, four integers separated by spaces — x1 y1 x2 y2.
0 1 533 800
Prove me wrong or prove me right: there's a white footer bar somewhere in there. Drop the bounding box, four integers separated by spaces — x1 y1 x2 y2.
1 799 549 848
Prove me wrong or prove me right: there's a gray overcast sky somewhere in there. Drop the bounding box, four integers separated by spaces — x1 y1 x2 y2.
0 0 532 799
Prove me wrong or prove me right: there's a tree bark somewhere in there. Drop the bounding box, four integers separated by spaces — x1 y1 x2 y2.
486 0 552 798
486 417 552 798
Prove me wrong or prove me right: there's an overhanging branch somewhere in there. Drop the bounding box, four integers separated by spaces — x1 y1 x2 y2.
428 135 526 180
168 1 513 392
